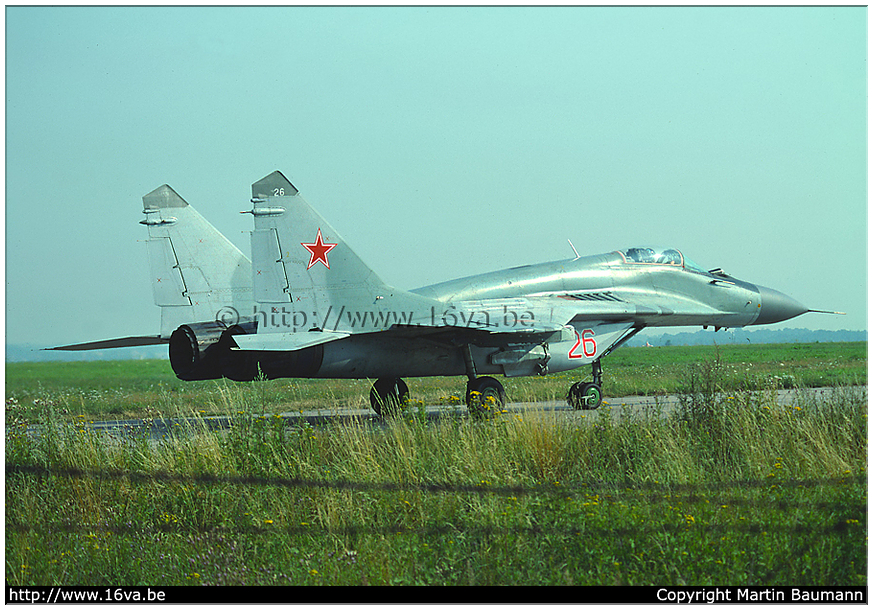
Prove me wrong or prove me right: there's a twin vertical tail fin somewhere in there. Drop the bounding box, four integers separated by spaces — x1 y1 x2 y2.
49 184 255 354
142 185 253 338
245 171 393 334
52 172 425 357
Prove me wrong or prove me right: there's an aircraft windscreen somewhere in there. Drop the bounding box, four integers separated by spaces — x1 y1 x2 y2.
618 247 707 273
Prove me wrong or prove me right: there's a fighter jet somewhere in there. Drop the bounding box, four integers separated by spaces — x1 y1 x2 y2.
52 171 841 416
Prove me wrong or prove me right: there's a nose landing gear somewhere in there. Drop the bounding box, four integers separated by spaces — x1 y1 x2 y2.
568 381 602 410
568 360 603 410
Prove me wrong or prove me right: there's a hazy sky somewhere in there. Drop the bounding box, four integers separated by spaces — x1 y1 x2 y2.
5 5 867 348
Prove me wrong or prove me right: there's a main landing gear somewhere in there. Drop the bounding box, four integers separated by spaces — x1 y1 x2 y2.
567 360 604 410
371 347 606 417
369 377 409 417
465 375 507 418
462 344 506 418
368 345 509 419
368 374 507 419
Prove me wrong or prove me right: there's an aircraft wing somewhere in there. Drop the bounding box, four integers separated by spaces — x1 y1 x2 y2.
379 321 576 346
232 330 350 351
226 296 631 356
229 298 590 354
46 336 167 351
225 320 575 357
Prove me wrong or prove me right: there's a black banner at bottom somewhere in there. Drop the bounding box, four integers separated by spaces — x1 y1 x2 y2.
5 585 869 604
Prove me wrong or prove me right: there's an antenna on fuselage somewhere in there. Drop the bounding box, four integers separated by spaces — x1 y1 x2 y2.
568 239 580 261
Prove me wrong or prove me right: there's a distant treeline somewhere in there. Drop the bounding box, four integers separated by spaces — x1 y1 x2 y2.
628 327 867 348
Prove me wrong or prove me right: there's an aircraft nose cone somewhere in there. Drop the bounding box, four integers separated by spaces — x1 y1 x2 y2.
754 286 809 325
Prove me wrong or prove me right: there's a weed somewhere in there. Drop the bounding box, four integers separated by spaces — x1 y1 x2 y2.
5 346 867 586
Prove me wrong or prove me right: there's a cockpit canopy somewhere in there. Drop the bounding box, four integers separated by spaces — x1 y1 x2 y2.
618 247 707 274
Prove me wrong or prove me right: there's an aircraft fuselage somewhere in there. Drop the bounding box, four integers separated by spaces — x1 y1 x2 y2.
53 173 823 415
216 249 802 383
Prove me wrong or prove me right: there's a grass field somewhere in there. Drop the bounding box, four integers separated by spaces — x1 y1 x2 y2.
4 341 867 422
4 342 868 587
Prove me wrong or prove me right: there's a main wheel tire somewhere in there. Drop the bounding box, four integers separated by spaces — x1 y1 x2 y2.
370 377 410 417
568 382 602 410
466 376 507 418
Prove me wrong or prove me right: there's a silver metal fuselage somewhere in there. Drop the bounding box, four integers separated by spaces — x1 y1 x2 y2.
51 172 820 391
413 251 764 328
309 250 795 380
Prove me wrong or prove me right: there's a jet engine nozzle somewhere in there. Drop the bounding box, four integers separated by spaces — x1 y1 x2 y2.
753 286 809 325
169 321 258 381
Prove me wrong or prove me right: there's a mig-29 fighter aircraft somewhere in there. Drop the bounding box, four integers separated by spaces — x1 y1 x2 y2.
52 171 840 416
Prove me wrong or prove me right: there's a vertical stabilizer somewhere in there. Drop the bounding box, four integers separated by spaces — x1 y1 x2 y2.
141 185 253 337
247 171 400 333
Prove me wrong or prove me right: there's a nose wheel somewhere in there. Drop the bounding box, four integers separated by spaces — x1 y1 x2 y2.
370 377 410 417
568 360 604 410
568 381 602 410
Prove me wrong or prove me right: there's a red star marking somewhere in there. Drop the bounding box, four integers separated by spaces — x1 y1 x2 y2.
301 228 338 270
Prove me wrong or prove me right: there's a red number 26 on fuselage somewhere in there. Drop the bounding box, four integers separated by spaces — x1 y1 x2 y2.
568 328 597 359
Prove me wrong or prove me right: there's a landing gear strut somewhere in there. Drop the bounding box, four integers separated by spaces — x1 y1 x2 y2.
568 360 603 410
370 377 409 417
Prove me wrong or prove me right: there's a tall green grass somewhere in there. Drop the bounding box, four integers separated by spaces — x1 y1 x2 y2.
5 357 867 586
